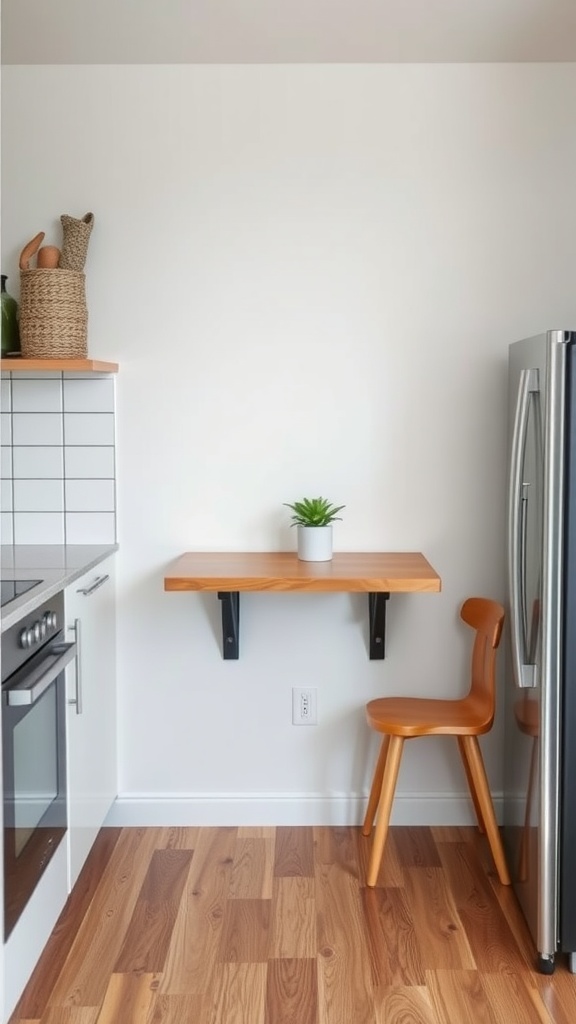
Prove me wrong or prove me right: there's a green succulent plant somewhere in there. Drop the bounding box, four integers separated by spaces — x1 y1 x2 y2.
284 496 345 527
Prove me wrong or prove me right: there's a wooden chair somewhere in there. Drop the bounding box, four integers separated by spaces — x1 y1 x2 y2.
362 597 511 887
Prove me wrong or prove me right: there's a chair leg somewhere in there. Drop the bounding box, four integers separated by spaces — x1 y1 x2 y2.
362 736 390 836
460 735 511 886
366 735 404 888
457 736 485 834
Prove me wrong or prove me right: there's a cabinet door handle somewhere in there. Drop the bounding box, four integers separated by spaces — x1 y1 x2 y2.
68 617 83 715
77 574 110 597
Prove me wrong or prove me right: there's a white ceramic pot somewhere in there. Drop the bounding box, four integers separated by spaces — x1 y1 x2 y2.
297 525 333 561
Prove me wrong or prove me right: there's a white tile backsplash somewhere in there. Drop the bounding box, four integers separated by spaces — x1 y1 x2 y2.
1 413 12 445
11 378 63 412
14 512 65 544
9 370 62 379
3 372 117 544
61 372 113 379
1 481 13 513
13 446 64 479
1 447 13 479
64 378 115 413
1 379 11 411
65 479 115 512
12 413 64 446
14 479 64 512
64 413 115 445
64 445 115 478
1 512 14 543
65 512 116 544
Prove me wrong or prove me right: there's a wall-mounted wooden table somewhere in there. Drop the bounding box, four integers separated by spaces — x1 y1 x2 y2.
164 551 441 660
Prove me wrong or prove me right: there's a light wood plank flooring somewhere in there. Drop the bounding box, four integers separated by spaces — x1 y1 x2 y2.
9 825 576 1023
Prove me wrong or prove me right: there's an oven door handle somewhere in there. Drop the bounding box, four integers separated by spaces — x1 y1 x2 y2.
5 642 76 707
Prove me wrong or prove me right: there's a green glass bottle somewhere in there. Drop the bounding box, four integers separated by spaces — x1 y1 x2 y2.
1 274 20 356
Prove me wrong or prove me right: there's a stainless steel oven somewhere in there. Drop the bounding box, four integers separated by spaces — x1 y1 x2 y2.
2 588 76 939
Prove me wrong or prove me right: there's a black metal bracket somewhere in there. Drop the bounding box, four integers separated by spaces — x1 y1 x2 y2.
215 590 390 660
218 591 240 659
368 592 390 659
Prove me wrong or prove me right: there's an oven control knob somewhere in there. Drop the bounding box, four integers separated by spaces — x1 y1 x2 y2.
19 627 32 649
21 626 36 649
33 620 42 642
42 611 56 630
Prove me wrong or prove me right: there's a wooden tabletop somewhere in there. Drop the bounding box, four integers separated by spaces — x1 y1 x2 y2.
164 551 441 593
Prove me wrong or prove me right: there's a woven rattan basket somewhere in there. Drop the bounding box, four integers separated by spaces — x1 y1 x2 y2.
19 268 88 358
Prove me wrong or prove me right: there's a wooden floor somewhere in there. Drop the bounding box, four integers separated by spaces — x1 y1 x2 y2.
10 825 576 1024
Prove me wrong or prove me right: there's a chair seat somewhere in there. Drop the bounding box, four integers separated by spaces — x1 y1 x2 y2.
366 695 493 738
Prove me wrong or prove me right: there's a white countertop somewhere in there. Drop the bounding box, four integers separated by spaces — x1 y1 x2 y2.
1 544 118 631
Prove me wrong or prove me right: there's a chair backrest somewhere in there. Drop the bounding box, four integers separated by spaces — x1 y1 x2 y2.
460 597 506 724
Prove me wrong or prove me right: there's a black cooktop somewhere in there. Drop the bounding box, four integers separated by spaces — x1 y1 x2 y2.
0 579 43 608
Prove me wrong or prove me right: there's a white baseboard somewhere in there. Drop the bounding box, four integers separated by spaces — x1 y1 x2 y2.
105 791 505 828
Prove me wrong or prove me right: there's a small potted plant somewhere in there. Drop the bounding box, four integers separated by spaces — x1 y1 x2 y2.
284 496 345 561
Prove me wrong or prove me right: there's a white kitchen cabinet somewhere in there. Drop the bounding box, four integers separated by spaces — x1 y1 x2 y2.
65 555 117 890
2 841 68 1024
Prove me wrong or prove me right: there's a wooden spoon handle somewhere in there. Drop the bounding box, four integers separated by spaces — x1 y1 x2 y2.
19 231 46 271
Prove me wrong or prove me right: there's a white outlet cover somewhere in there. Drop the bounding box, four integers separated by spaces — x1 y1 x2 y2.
292 686 317 725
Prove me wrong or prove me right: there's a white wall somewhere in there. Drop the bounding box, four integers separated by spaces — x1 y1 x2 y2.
2 63 576 824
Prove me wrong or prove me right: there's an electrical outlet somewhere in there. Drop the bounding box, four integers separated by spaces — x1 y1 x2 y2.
292 686 317 725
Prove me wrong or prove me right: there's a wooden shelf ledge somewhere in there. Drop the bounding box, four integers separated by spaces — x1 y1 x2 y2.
1 358 118 372
164 551 442 659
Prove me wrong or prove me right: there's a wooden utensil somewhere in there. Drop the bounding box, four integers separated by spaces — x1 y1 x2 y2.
37 245 61 269
19 232 46 270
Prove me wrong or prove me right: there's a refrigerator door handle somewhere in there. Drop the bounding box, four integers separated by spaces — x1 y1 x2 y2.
508 366 538 688
520 481 531 651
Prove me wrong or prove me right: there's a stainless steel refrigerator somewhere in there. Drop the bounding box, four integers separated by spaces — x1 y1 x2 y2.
505 329 576 974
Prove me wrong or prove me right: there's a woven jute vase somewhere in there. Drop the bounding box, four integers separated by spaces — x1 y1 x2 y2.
59 212 94 272
19 268 88 358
